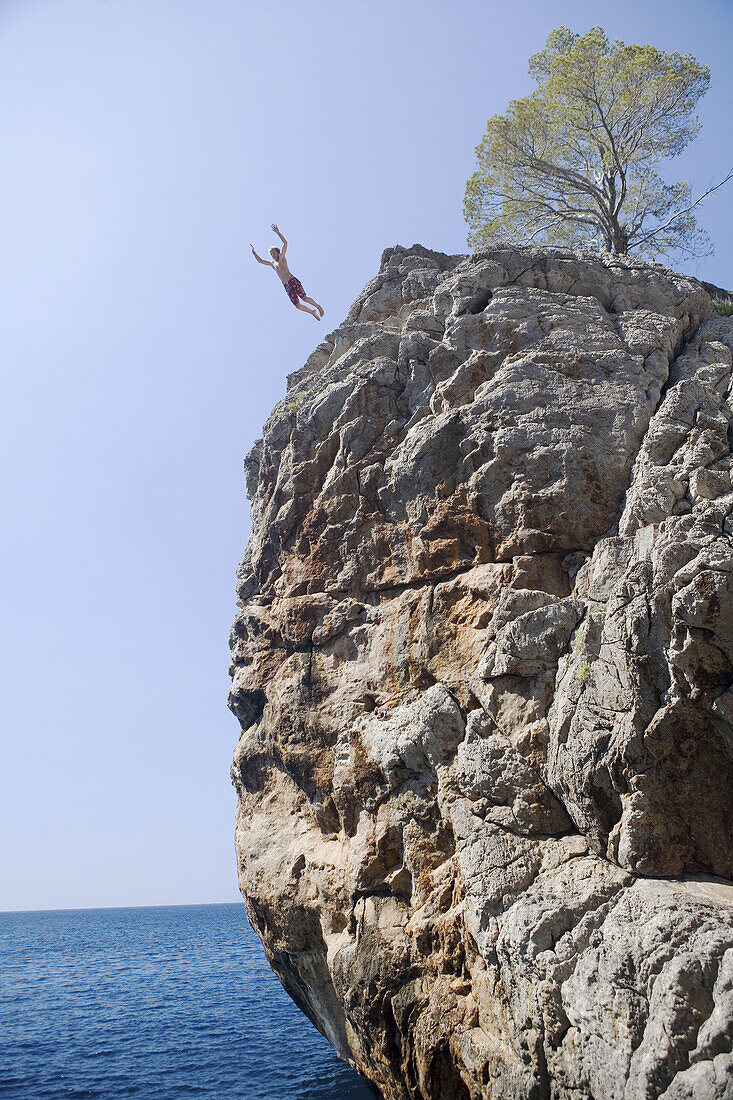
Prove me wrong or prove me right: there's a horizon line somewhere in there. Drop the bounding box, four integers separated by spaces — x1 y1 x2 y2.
0 899 245 916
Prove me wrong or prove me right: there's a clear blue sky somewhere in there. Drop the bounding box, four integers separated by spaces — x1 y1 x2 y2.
1 0 731 911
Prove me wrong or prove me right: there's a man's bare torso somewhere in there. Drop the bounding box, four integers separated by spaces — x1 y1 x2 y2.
273 256 294 285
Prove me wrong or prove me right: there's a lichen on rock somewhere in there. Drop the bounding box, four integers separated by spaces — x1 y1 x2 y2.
229 244 733 1099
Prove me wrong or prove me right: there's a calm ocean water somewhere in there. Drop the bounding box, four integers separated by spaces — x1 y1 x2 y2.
0 903 376 1099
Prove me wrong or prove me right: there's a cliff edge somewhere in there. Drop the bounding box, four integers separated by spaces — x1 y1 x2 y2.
229 245 733 1099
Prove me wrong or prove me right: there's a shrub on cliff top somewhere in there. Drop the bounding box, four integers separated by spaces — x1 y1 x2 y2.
465 26 731 262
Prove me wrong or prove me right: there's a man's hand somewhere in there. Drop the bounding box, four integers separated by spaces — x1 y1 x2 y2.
270 224 287 255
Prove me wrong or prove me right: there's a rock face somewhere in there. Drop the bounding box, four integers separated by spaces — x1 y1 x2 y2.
229 245 733 1099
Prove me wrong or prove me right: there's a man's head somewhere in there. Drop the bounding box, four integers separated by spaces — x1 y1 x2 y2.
269 246 281 261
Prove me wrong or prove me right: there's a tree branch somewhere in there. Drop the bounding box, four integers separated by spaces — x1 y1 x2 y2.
629 169 733 248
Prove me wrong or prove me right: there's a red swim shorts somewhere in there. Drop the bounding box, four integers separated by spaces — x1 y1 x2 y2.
284 276 306 306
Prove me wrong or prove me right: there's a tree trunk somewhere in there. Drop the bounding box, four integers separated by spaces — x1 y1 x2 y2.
608 214 630 254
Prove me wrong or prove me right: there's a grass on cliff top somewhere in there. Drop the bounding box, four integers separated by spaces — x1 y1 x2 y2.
712 299 733 316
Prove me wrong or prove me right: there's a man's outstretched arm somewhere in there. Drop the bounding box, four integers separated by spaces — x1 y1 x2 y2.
271 223 287 257
250 244 273 266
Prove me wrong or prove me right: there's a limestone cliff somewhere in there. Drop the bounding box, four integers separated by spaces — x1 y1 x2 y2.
229 245 733 1099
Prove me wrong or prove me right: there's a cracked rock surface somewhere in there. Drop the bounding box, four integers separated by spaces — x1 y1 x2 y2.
229 245 733 1099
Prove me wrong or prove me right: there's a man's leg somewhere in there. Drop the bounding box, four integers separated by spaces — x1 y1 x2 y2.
303 295 324 317
295 301 320 319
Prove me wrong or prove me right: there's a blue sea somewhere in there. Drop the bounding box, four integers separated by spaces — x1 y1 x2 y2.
0 903 376 1099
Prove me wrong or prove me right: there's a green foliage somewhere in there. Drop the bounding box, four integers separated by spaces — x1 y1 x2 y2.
576 661 592 683
712 300 733 316
465 26 717 261
286 394 305 413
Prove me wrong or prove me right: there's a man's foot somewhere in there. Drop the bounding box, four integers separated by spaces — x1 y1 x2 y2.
317 304 324 317
310 309 320 320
